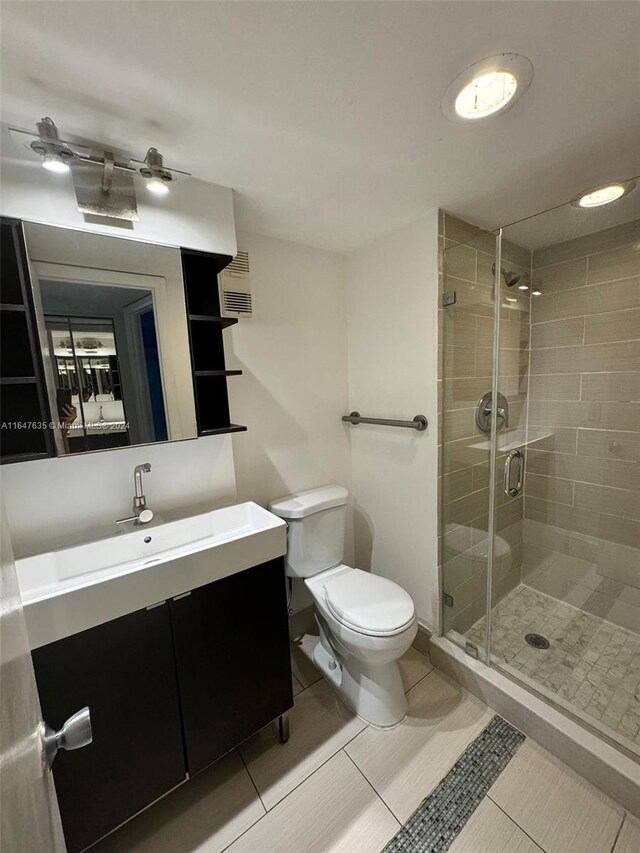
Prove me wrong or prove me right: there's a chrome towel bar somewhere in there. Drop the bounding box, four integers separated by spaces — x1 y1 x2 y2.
342 411 428 431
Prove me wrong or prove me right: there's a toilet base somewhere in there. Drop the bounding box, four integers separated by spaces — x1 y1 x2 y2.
312 626 408 728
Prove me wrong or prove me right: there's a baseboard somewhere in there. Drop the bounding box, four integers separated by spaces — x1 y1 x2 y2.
430 635 640 818
413 621 432 657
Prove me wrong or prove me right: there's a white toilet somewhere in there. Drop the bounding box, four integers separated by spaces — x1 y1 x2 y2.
268 485 417 728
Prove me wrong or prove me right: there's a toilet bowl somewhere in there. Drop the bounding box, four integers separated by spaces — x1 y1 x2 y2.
269 486 417 728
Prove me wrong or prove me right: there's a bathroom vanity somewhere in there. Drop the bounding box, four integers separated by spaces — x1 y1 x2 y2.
17 504 293 853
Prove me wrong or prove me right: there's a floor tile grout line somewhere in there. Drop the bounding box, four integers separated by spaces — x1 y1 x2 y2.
403 663 436 695
342 748 403 828
220 731 373 852
486 794 549 853
238 749 267 814
607 812 627 853
251 717 370 815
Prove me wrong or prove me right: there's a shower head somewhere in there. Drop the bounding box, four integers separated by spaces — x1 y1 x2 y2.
492 263 521 287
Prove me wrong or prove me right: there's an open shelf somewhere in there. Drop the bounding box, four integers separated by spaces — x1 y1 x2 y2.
1 310 35 379
1 217 55 463
199 424 247 436
181 247 245 438
1 451 52 465
194 370 242 377
1 383 50 459
1 376 37 385
188 315 238 329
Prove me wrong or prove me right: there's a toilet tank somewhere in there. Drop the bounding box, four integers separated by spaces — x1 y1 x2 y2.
268 485 348 579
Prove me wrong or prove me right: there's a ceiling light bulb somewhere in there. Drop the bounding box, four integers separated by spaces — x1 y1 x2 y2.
42 154 70 174
146 176 170 196
578 184 625 208
455 71 518 119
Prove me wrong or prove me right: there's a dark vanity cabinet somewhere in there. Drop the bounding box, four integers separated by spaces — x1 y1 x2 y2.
170 559 293 774
31 558 293 853
0 217 55 463
32 604 186 853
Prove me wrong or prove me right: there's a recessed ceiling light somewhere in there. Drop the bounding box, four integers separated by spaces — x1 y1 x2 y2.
455 72 518 119
518 284 529 291
573 179 636 209
442 54 533 123
532 290 542 296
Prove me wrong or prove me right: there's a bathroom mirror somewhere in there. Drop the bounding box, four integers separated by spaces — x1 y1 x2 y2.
23 222 197 455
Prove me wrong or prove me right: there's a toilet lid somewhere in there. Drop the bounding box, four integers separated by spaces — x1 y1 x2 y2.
324 569 415 636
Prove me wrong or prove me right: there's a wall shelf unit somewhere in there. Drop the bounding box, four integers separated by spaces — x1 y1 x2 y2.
0 218 55 464
181 248 246 437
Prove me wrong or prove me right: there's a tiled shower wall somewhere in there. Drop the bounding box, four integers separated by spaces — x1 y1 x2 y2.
439 212 531 634
523 219 640 634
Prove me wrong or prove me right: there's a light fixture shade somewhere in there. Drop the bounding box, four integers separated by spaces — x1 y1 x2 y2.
146 176 170 196
442 54 533 123
42 154 71 174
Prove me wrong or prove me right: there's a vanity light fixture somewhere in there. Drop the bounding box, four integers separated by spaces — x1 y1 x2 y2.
139 148 173 196
573 179 637 208
442 54 533 123
30 118 74 173
11 117 190 197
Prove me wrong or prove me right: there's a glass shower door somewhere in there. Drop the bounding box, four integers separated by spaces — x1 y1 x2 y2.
440 222 500 662
491 192 640 759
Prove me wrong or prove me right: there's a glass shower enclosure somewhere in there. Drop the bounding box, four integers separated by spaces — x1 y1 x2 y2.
440 181 640 760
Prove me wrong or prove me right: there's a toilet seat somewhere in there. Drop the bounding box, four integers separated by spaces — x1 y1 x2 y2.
323 568 415 637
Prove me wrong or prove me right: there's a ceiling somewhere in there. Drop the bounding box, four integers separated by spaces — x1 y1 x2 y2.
1 1 639 253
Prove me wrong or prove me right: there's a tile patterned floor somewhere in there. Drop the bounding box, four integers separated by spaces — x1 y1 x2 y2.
466 584 640 750
94 640 637 853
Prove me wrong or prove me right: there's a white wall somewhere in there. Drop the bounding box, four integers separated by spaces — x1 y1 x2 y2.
1 435 237 558
346 213 440 630
227 231 351 611
0 124 236 256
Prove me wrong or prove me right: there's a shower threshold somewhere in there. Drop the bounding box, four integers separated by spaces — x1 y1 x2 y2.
429 633 640 818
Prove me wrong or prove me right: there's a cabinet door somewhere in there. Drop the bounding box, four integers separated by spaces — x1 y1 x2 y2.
170 559 293 775
32 603 186 853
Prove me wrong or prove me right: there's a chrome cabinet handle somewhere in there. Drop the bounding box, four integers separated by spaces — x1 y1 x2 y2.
42 706 93 771
503 449 524 497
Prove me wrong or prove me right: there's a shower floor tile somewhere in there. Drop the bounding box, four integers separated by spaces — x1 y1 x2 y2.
465 584 640 751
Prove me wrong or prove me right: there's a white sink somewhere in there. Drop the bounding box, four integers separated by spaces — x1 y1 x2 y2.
16 502 287 650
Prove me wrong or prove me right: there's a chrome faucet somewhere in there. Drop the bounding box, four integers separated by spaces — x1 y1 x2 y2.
116 463 153 526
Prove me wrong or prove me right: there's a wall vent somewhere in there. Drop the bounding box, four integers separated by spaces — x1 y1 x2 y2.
220 250 252 317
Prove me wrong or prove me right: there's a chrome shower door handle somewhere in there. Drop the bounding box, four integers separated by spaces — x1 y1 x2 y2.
503 449 524 497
